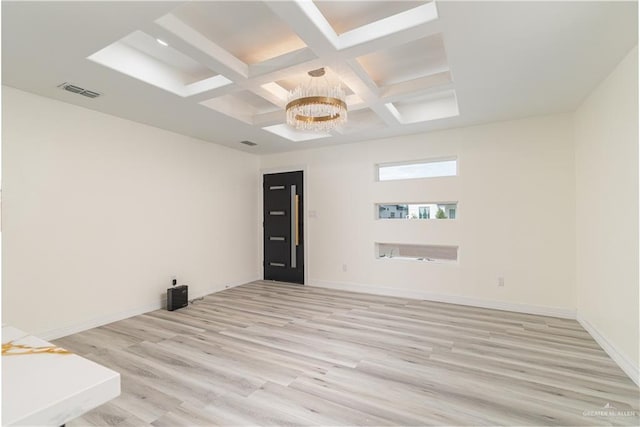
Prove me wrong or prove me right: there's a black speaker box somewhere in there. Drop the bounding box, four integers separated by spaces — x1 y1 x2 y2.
167 285 188 311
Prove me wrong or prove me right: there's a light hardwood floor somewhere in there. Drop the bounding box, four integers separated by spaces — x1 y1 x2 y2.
54 281 639 426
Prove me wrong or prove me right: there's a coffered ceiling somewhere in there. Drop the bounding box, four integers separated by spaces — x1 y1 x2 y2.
2 1 637 154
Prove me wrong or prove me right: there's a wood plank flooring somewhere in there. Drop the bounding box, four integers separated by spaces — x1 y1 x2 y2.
54 281 639 426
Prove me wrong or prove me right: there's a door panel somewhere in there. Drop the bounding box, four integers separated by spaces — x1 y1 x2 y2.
263 171 304 284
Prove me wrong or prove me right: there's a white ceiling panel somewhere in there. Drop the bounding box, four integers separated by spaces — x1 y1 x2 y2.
2 1 636 154
313 0 429 35
171 1 307 64
356 34 449 87
339 108 386 134
392 90 459 124
119 31 217 84
233 91 281 114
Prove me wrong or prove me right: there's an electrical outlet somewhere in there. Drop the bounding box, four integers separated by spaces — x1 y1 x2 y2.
342 264 348 272
498 276 505 287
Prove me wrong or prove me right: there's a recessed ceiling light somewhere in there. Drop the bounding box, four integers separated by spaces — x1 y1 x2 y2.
156 38 168 47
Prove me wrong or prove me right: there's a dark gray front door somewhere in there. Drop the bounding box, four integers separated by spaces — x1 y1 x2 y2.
263 171 304 284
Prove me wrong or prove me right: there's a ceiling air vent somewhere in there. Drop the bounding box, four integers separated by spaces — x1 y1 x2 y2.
239 140 257 147
81 90 101 99
58 82 102 99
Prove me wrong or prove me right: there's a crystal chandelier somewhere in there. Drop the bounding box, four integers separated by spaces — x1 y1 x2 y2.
286 68 347 132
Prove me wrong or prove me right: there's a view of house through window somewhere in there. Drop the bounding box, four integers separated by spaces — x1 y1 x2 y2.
377 203 458 220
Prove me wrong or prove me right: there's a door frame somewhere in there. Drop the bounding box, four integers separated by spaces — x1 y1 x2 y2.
260 165 308 285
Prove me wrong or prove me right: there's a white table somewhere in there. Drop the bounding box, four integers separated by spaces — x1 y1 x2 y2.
2 325 121 426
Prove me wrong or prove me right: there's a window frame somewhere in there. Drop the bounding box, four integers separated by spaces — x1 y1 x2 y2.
375 202 458 220
375 156 458 182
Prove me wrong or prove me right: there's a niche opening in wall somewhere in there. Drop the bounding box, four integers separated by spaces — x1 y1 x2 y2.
376 243 458 263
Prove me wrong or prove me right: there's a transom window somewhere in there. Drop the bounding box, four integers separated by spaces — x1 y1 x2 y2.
377 158 457 181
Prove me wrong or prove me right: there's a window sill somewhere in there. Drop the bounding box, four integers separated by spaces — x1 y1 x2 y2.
377 255 457 265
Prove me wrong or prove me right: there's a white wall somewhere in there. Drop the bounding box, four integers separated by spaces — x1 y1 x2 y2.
261 114 576 316
2 86 261 338
575 46 639 383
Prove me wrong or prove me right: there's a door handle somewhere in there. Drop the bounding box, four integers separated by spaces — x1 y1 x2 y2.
295 194 299 246
291 185 297 269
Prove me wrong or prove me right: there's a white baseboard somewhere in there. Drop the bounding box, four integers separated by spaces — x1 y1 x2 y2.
39 276 259 341
309 279 577 319
189 276 258 302
39 301 162 341
577 315 640 387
